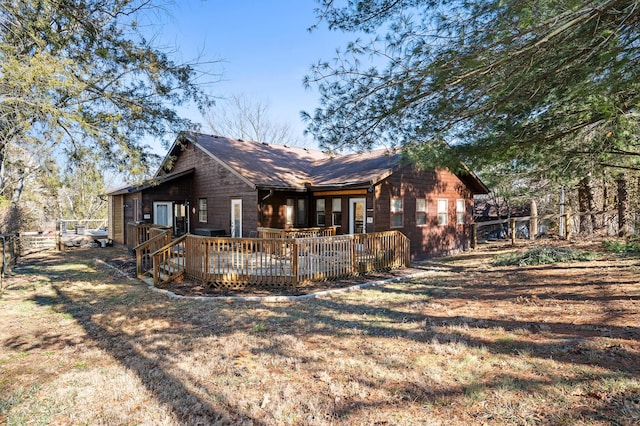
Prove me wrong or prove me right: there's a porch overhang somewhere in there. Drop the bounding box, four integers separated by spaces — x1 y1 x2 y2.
256 185 308 193
106 168 195 196
307 181 373 196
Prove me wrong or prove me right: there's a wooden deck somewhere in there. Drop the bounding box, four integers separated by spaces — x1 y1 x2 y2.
130 224 410 288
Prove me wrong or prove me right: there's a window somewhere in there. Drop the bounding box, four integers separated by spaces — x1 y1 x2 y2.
416 198 427 226
437 199 448 226
198 198 207 223
332 198 342 227
286 199 294 226
456 199 466 224
390 197 403 228
297 199 306 227
316 199 326 226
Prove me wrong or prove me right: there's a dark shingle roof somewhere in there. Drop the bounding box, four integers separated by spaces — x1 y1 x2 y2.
310 149 402 188
131 132 488 194
180 132 402 190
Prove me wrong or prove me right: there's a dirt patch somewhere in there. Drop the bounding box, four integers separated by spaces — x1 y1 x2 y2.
157 266 427 297
101 250 137 278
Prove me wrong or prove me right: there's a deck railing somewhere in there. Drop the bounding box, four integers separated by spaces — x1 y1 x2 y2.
353 231 410 273
185 236 296 287
166 230 410 288
127 223 172 248
294 231 411 282
58 219 107 234
257 226 337 239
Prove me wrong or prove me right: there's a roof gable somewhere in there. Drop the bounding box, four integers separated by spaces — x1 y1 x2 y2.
181 132 327 190
107 168 194 195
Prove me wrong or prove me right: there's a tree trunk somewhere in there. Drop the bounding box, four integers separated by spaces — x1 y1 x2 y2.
11 172 26 207
577 177 593 234
602 170 609 229
636 176 640 235
559 185 565 238
530 199 537 240
617 175 629 237
0 148 6 195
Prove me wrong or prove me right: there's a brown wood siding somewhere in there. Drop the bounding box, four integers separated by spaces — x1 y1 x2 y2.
374 166 474 259
141 175 192 223
168 141 258 236
122 193 141 243
108 195 124 244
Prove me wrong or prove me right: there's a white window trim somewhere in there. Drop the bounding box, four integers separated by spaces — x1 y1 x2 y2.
332 198 342 227
198 198 207 223
286 199 294 226
456 199 466 225
390 197 403 228
316 199 326 227
437 199 448 226
416 198 427 227
231 199 242 238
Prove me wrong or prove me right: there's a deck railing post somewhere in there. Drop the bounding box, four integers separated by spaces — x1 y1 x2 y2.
136 249 142 277
291 240 298 285
153 253 159 286
351 234 357 275
204 238 209 281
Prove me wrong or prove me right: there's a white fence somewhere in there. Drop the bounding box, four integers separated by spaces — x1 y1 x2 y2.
473 210 620 246
19 232 57 251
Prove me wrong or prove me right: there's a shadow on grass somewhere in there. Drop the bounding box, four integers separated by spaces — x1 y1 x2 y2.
13 249 259 425
6 247 640 424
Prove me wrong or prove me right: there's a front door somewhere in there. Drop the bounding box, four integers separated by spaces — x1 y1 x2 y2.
153 201 173 227
231 199 242 238
349 198 366 234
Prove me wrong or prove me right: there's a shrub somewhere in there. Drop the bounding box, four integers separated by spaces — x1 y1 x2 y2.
493 246 592 267
602 238 640 254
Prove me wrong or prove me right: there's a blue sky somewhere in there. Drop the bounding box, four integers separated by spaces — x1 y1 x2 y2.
148 0 359 151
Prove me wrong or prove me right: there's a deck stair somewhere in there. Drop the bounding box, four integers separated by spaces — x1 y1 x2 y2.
133 227 187 287
132 228 172 278
149 234 188 286
156 253 185 283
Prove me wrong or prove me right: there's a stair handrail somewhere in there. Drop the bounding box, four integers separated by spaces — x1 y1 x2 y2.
133 229 172 277
151 233 189 286
150 233 188 258
132 229 170 252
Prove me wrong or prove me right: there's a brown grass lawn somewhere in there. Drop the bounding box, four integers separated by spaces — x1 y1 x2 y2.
1 240 639 425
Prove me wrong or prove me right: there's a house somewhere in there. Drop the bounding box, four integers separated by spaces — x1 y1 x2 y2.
107 131 488 259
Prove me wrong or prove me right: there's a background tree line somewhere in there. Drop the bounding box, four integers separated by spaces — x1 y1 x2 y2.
305 0 640 236
2 0 638 235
